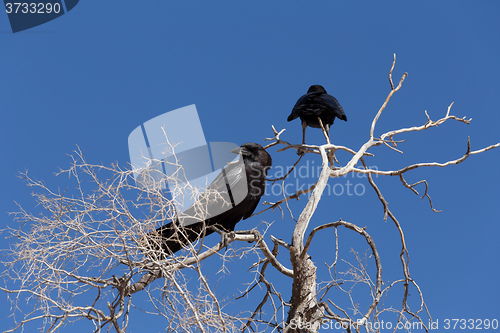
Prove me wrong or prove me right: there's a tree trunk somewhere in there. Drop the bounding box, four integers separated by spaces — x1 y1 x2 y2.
287 249 321 332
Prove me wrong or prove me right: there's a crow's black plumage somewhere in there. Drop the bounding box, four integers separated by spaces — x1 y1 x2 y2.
287 85 347 144
150 142 272 256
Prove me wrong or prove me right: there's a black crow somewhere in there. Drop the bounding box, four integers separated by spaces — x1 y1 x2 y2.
149 142 272 256
287 85 347 144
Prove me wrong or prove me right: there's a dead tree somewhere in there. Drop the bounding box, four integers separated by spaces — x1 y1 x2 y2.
2 55 498 333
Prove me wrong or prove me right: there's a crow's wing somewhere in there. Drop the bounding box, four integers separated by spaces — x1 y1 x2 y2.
177 157 247 228
289 91 336 119
288 93 311 121
152 159 248 255
242 198 260 220
320 93 347 121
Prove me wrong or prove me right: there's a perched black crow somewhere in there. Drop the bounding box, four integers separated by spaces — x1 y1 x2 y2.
287 85 347 144
149 142 272 256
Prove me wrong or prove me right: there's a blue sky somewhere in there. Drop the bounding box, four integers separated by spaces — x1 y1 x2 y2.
1 1 499 332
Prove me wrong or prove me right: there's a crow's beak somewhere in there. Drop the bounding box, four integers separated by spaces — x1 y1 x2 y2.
231 146 249 156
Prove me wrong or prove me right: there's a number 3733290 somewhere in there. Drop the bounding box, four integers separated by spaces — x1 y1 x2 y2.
443 318 498 330
5 3 62 14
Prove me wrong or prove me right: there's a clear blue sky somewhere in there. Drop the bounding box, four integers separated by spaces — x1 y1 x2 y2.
1 1 499 332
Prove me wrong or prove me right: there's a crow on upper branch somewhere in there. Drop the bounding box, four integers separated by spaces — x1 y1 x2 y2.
287 85 347 144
